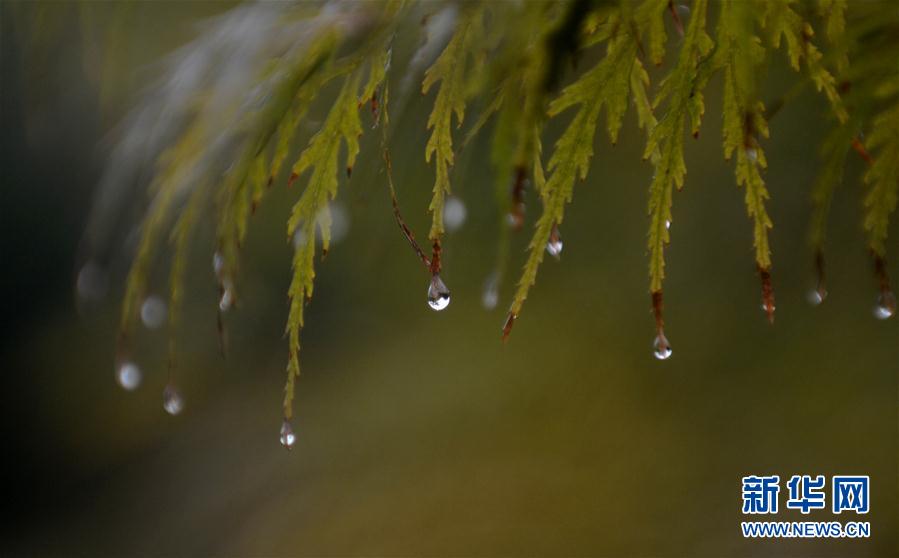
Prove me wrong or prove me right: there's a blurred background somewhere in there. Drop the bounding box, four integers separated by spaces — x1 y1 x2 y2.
1 2 896 557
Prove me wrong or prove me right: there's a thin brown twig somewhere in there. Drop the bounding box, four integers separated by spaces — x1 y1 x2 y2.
851 136 873 165
383 147 432 271
667 1 684 38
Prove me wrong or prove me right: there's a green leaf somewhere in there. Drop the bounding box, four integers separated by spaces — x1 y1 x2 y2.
422 8 483 241
646 0 712 293
509 28 638 319
863 103 899 257
809 123 853 249
717 0 773 270
283 72 362 418
762 0 847 123
635 0 668 66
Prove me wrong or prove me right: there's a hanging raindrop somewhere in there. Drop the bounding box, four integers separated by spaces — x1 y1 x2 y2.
807 288 827 306
546 225 563 258
874 290 896 320
116 361 142 391
653 332 673 360
163 384 184 415
443 197 467 233
427 274 451 311
219 284 234 312
140 296 167 329
280 419 296 449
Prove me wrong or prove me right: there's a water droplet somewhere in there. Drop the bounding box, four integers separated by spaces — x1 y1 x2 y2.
76 261 108 301
443 197 467 232
219 282 234 312
807 288 827 306
546 226 563 258
140 296 167 329
874 290 896 320
546 239 563 257
481 273 499 310
213 251 225 277
653 333 672 360
665 220 671 230
116 361 142 391
746 148 758 162
163 384 184 415
280 420 296 449
323 202 350 244
427 274 451 311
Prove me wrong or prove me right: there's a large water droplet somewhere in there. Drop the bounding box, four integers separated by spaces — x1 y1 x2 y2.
427 274 451 311
546 226 563 258
140 296 167 329
665 219 672 230
116 361 142 391
280 420 296 449
874 290 896 320
443 197 467 232
163 384 184 415
653 333 672 360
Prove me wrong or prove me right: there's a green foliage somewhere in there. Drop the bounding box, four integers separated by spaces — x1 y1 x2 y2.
635 0 669 66
808 124 852 249
645 0 712 294
422 7 483 242
863 101 899 257
510 18 639 318
104 1 899 425
717 0 772 270
284 73 363 418
762 0 847 123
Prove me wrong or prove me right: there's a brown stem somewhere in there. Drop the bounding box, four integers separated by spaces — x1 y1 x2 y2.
383 147 432 271
509 165 527 231
370 89 381 126
667 1 684 38
851 136 873 165
651 290 671 354
873 253 893 297
651 290 665 334
501 312 516 342
429 240 442 276
759 266 775 324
